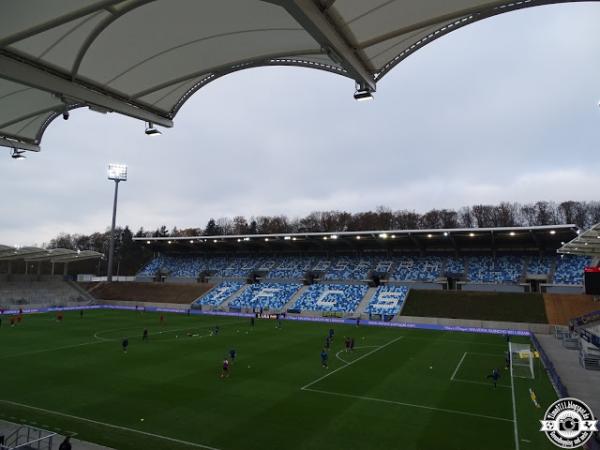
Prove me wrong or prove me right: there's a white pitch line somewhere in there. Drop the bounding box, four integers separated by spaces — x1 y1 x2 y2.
450 352 467 381
402 336 507 347
303 388 514 423
0 399 221 450
301 336 403 391
452 378 510 389
334 346 379 364
0 340 105 360
510 363 520 450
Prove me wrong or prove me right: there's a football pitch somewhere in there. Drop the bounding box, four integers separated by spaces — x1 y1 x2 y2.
0 310 557 450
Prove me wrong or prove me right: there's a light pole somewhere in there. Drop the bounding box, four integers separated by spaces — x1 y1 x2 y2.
107 163 127 282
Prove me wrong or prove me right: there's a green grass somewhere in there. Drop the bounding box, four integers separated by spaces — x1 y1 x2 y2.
401 290 549 323
0 310 557 450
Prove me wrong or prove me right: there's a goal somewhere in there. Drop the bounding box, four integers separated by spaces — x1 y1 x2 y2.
509 342 535 379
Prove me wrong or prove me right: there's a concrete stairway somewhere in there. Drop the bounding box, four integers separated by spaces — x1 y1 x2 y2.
218 284 249 310
536 334 600 415
281 285 309 311
356 287 378 315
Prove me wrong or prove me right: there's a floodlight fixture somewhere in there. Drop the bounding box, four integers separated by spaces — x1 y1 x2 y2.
323 236 328 240
189 240 194 244
550 230 556 235
244 237 250 241
443 232 449 237
509 232 516 236
331 235 338 239
469 232 475 237
265 238 269 242
106 163 128 282
427 234 433 238
379 233 388 239
107 163 128 181
145 122 161 136
356 236 361 240
284 236 291 240
146 240 151 244
391 235 396 239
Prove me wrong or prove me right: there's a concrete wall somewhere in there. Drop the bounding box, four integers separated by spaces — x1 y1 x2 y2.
96 299 192 309
460 283 526 293
397 314 552 334
387 281 444 290
543 285 584 294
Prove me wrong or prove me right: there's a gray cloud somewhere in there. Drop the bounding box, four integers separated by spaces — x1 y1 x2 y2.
2 3 600 246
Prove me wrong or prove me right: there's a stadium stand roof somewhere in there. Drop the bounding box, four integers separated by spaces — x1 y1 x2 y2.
0 245 102 263
1 0 594 152
134 224 578 253
558 223 600 257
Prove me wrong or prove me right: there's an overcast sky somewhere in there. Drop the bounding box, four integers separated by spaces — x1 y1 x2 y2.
2 3 600 246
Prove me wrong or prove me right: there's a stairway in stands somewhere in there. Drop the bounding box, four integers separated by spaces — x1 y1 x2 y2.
356 287 378 316
218 284 250 310
281 285 309 312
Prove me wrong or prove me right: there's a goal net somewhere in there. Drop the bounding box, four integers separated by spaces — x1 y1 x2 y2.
509 342 535 379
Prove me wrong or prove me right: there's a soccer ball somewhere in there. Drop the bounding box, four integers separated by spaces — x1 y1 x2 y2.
429 366 433 370
248 365 251 369
140 418 144 422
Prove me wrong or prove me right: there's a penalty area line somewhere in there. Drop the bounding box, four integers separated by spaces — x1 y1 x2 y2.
450 351 467 381
303 388 514 423
301 336 403 391
0 399 221 450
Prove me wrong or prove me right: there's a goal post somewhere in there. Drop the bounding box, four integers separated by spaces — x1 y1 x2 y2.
509 342 535 379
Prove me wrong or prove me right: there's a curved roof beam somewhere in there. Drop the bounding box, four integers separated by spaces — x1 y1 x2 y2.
132 48 334 98
70 0 156 78
0 53 173 127
371 0 596 81
0 0 124 47
266 0 376 91
104 27 306 86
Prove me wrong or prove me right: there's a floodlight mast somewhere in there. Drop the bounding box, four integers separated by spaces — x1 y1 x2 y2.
107 164 127 282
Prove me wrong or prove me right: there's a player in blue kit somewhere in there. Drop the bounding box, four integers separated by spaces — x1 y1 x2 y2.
486 368 500 388
321 349 328 369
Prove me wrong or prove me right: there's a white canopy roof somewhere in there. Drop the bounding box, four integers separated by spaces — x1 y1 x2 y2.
558 223 600 257
1 0 593 151
0 245 102 263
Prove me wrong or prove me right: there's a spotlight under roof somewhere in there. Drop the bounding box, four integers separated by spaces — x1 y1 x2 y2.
145 122 161 136
353 90 374 102
10 148 26 160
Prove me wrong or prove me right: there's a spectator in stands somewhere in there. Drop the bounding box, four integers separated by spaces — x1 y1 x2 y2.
58 436 71 450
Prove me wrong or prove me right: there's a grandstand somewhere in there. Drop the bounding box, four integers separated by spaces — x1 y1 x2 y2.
367 285 409 316
230 282 302 310
292 283 369 313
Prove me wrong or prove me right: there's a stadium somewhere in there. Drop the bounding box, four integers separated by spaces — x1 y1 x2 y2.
2 2 600 450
